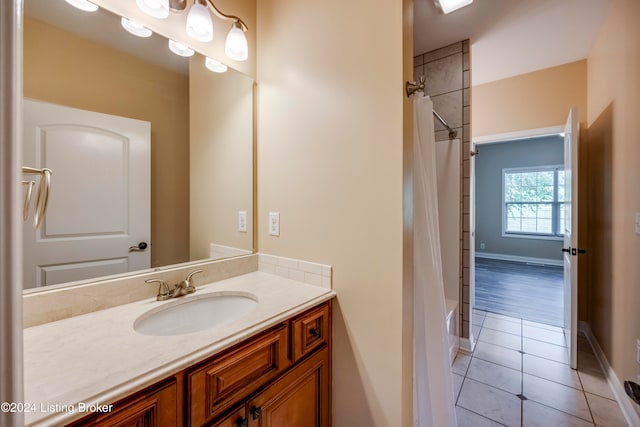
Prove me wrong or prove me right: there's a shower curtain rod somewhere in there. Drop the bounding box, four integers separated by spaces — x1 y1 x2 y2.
405 77 458 139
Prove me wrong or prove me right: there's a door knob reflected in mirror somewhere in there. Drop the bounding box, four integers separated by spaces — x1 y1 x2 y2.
129 242 148 252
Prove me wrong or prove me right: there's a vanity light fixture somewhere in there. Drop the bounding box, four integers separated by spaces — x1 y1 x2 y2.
224 21 248 61
205 57 227 73
64 0 99 12
136 0 170 19
435 0 473 14
137 0 249 62
121 17 153 38
168 39 195 57
186 0 213 42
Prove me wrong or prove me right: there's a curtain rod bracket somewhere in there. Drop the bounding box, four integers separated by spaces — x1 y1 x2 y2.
407 76 458 140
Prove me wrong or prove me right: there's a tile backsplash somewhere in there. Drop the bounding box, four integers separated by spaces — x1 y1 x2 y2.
258 254 332 289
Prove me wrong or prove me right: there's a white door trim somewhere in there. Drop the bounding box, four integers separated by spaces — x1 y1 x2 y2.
469 124 567 338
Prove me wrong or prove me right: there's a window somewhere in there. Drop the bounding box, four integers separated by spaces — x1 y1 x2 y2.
503 166 565 238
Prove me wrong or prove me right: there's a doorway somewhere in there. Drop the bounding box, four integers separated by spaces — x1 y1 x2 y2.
471 129 566 328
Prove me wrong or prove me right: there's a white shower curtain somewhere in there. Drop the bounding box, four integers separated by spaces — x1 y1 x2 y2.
412 95 457 427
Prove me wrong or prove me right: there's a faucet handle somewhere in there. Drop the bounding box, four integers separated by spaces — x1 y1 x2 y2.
185 269 203 284
145 278 172 301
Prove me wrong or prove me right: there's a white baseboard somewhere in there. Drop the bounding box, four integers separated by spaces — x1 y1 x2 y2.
580 321 640 426
475 251 563 267
459 337 475 354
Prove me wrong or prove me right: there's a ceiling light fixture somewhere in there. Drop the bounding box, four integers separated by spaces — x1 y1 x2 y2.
205 57 228 73
121 17 153 38
64 0 99 13
435 0 473 14
168 39 195 57
137 0 249 62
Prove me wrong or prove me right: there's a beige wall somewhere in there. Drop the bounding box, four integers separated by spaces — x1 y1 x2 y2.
256 0 411 425
586 0 640 414
23 17 190 267
189 54 254 260
472 60 588 137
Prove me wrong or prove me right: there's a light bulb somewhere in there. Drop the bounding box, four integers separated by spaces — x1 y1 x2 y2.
224 22 248 61
64 0 99 12
136 0 169 19
186 2 213 42
121 18 153 38
205 57 228 73
168 39 195 57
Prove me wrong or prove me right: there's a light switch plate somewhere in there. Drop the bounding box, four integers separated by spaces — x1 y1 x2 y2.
635 213 640 235
269 212 280 236
238 211 247 233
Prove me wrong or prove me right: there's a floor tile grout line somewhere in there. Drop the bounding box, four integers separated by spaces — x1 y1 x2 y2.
521 397 598 426
456 403 510 427
464 369 522 397
470 317 600 427
461 314 621 427
577 368 598 425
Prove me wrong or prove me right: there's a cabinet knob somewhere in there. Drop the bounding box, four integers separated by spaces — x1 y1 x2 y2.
310 327 321 338
236 417 249 427
250 405 263 420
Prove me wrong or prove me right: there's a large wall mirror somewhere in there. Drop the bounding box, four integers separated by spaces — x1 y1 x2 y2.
22 0 254 292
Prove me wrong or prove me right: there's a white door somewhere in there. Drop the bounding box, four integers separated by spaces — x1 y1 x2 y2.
23 99 150 289
563 106 580 369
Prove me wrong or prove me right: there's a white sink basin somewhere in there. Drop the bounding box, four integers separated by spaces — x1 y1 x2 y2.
134 292 258 336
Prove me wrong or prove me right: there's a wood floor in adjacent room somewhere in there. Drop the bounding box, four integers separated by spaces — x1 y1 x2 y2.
474 257 564 327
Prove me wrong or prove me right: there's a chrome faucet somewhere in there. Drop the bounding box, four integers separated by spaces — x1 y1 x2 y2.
145 269 203 301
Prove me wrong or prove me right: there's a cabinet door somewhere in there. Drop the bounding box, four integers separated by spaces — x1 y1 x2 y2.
70 378 178 427
247 347 329 427
209 407 247 427
189 324 290 425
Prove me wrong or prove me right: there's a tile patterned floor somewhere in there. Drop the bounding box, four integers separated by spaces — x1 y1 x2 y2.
452 310 629 427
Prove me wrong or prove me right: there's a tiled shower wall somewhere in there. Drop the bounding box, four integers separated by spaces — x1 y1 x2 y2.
414 40 472 340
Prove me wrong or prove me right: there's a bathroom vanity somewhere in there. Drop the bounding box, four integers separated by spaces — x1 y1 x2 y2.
23 270 334 427
71 302 330 427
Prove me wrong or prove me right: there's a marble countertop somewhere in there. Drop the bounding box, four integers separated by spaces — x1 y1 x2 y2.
23 271 335 426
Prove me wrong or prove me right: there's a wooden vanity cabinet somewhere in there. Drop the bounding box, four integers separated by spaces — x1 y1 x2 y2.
67 300 331 427
68 377 180 427
246 346 330 427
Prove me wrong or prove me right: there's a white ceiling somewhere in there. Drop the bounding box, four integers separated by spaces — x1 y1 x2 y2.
414 0 612 85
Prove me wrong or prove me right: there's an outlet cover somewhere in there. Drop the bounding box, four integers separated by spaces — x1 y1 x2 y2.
238 211 247 233
269 212 280 236
636 339 640 365
635 213 640 235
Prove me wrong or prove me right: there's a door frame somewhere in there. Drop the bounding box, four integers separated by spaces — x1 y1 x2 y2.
468 125 565 347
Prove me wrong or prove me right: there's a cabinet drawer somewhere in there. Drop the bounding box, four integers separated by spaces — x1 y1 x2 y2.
68 378 178 427
291 303 330 363
189 324 290 426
